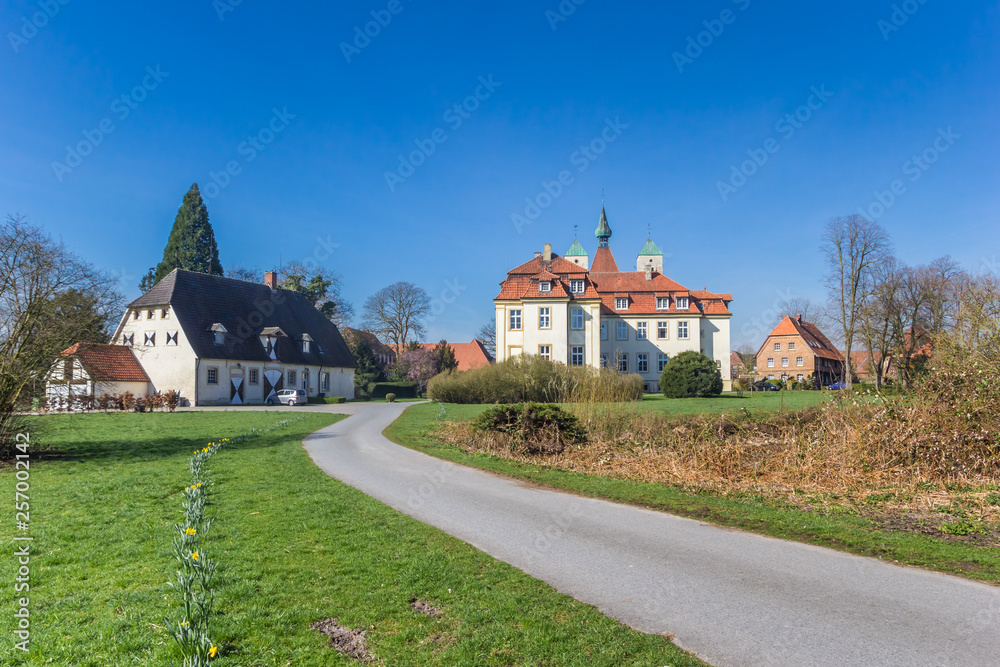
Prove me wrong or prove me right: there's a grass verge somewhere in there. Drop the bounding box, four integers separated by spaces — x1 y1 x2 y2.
385 402 1000 585
1 412 705 666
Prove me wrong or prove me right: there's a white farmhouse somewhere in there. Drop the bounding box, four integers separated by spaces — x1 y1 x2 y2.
494 205 733 391
47 269 357 406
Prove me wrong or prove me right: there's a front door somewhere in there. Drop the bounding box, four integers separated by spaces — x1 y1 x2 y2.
263 369 283 403
230 376 244 405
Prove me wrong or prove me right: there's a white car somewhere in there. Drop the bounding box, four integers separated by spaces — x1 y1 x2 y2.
267 389 307 406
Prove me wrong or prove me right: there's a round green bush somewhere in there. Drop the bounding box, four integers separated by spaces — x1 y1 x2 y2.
660 350 723 398
385 393 396 403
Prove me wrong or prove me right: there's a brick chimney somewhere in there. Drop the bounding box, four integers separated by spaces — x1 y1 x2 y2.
264 271 278 289
796 313 803 323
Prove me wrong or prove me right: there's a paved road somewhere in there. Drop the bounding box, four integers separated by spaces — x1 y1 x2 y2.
303 403 1000 667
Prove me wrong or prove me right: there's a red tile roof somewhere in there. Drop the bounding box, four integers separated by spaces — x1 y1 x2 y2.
61 342 150 382
763 316 843 361
495 248 732 315
416 340 494 372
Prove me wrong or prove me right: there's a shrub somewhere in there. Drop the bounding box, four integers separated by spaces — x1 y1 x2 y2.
385 393 396 403
660 351 723 398
306 396 346 404
473 403 585 454
371 382 418 399
163 390 181 412
121 391 136 411
426 355 642 404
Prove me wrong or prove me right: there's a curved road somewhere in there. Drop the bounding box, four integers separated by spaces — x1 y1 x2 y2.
303 403 1000 666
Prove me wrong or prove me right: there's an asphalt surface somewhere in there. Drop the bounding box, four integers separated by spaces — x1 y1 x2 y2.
303 402 1000 667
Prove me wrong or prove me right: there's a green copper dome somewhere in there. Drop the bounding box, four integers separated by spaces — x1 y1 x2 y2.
595 204 612 247
638 238 662 256
565 239 588 257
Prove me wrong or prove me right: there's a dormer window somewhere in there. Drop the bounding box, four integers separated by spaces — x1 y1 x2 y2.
300 334 313 354
539 281 552 293
677 296 689 310
209 323 228 346
569 279 584 294
615 297 629 311
655 296 670 310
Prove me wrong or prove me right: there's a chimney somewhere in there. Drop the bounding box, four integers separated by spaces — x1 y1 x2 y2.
264 271 278 289
645 266 653 281
534 251 542 259
796 313 802 323
543 243 552 262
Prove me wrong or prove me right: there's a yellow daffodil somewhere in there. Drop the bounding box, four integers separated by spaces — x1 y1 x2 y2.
185 528 196 536
191 551 199 561
180 620 189 627
209 645 218 657
196 482 202 487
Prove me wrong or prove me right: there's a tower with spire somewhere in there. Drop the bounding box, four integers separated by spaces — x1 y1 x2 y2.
565 225 589 270
595 203 612 248
637 235 664 273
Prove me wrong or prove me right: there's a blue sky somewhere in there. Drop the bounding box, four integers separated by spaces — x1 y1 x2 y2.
3 1 998 347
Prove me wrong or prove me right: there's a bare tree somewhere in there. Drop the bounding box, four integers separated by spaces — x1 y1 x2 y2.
775 297 829 329
1 215 123 457
822 215 893 389
361 282 431 351
857 257 903 389
225 264 263 283
279 260 355 328
477 319 496 358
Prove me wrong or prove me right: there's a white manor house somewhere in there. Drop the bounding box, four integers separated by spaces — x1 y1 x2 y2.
494 205 733 392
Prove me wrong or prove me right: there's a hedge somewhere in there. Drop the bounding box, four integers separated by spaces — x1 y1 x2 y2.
371 382 419 399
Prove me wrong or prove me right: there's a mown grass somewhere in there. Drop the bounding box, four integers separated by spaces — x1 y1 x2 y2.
0 412 705 666
635 390 830 414
386 402 1000 585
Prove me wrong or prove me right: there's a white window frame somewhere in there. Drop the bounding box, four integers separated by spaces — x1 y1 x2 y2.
571 308 584 330
616 321 628 341
509 309 522 331
322 372 330 392
539 281 551 293
677 321 689 340
615 297 629 311
249 368 259 385
796 357 804 367
636 322 647 340
774 342 781 351
637 353 649 374
767 358 775 368
657 353 669 372
570 346 584 366
617 354 628 373
788 342 795 350
206 367 218 384
287 370 296 387
655 296 670 310
676 296 689 310
538 307 551 329
782 358 789 367
657 321 669 340
569 279 584 294
538 345 551 360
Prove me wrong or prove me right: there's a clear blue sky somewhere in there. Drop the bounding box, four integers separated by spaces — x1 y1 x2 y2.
3 1 998 347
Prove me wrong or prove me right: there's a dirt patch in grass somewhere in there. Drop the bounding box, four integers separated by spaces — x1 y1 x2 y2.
310 618 373 662
409 597 442 617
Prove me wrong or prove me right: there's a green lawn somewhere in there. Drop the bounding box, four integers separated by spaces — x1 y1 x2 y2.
635 390 831 414
386 402 1000 585
1 412 705 666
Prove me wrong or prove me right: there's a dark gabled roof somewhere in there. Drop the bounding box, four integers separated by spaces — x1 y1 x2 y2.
128 269 356 368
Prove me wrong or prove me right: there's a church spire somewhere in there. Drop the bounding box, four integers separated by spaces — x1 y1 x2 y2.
595 201 612 248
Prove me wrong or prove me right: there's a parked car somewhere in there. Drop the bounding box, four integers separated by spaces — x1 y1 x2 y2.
826 381 848 390
268 389 307 406
753 381 781 392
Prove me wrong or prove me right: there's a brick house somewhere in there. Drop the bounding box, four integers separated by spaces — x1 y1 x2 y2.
756 315 843 387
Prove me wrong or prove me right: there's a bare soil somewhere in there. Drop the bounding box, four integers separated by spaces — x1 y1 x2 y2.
310 617 373 662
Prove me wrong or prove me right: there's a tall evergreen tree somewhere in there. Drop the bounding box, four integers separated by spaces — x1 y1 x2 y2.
152 184 223 284
434 339 458 373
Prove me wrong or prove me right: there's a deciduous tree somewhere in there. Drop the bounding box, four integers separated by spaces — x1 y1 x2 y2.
361 282 430 351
